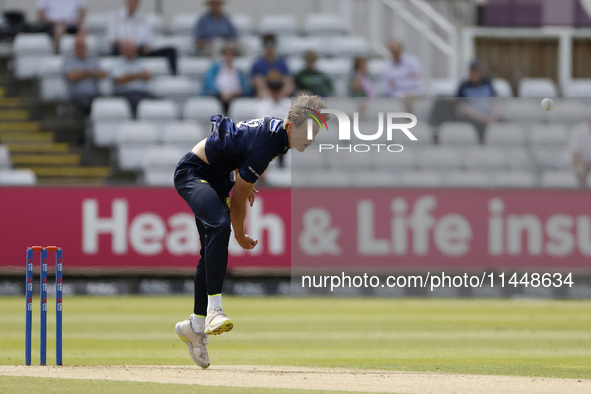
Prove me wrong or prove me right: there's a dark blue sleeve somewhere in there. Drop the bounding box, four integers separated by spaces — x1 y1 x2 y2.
194 15 208 40
456 82 467 97
239 154 269 184
486 79 497 97
224 16 238 38
278 59 290 76
251 60 267 77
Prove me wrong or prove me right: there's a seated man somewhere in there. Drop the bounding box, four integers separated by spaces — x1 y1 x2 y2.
37 0 86 53
108 0 177 74
194 0 238 54
64 33 107 118
294 50 333 97
112 39 156 118
456 59 500 143
381 39 423 111
251 34 293 98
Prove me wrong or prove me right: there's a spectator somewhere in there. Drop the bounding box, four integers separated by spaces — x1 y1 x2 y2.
569 113 591 188
348 56 376 97
251 34 293 98
202 42 250 114
37 0 86 53
112 39 156 118
256 74 291 119
64 33 106 118
194 0 238 54
456 59 500 143
294 50 333 97
108 0 177 75
381 39 423 111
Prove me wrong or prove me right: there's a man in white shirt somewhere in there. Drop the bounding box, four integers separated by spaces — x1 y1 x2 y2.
381 40 423 111
37 0 86 53
112 39 156 118
108 0 177 74
569 116 591 188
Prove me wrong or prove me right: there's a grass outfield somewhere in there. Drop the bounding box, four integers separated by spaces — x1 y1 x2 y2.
1 296 590 390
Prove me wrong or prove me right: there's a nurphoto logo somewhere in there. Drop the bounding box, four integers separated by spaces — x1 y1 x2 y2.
307 109 418 153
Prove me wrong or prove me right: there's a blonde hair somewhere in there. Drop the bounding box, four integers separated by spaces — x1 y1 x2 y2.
286 95 330 127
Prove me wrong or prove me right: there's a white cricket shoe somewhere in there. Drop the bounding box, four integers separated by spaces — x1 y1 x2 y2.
205 308 233 335
175 318 210 368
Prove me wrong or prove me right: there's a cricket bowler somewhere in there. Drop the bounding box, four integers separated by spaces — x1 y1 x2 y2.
174 95 329 368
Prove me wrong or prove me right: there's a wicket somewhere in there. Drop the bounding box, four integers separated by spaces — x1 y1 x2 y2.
25 246 63 366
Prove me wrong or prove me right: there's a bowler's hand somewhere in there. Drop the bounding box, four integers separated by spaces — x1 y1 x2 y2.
248 188 259 207
237 234 258 250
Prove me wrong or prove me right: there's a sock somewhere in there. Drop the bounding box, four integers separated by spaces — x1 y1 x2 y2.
207 294 222 314
190 314 205 334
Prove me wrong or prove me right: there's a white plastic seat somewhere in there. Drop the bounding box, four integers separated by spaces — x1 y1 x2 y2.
492 78 513 97
439 122 479 145
485 123 527 146
149 76 199 104
305 14 346 36
36 56 64 77
162 122 206 149
171 14 199 36
506 147 534 170
546 100 588 124
0 169 37 185
326 151 373 170
428 79 459 97
228 98 258 121
325 36 369 58
445 170 489 188
142 145 182 170
518 78 558 98
277 37 323 58
239 36 263 57
116 123 159 171
463 147 507 171
501 99 542 123
418 147 462 169
368 58 388 81
306 171 353 187
374 151 416 171
179 57 212 80
146 13 165 35
399 171 443 187
85 13 110 36
259 15 299 36
532 147 571 170
493 171 537 188
60 34 100 56
13 33 53 57
291 149 325 171
137 99 179 122
231 14 254 36
316 58 351 80
0 145 11 168
264 167 291 187
354 171 397 187
90 98 133 147
364 98 406 119
40 76 67 102
540 170 579 188
563 80 591 98
529 123 568 146
143 58 170 76
152 35 193 56
183 97 223 121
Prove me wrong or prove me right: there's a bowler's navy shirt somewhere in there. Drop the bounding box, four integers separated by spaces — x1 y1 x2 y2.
204 114 290 184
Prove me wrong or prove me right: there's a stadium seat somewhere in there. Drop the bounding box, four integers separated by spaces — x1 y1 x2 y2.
231 14 255 36
153 35 193 56
463 147 507 171
399 170 443 187
305 171 353 187
0 145 11 169
264 166 291 187
13 34 53 79
0 169 37 185
233 56 255 73
162 122 207 149
178 57 212 80
364 98 406 119
506 147 534 170
137 99 179 122
418 147 462 169
492 78 513 97
326 150 373 170
277 36 323 58
143 58 170 76
546 100 588 124
259 15 299 37
90 98 133 147
518 78 558 98
60 34 100 56
528 123 568 146
183 97 223 121
428 79 459 97
438 122 479 145
446 170 489 188
238 36 263 57
532 147 571 170
141 145 182 186
485 123 527 146
146 13 165 35
326 36 370 58
40 76 68 102
116 123 159 171
540 170 579 188
563 79 591 98
286 57 305 74
367 58 388 81
171 14 198 36
36 56 64 77
228 98 258 121
355 171 397 187
149 76 199 104
304 14 346 37
84 13 110 36
493 171 537 188
316 58 353 80
374 151 416 171
501 99 543 123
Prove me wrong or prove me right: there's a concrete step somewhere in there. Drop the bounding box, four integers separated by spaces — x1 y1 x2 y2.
11 154 81 166
0 131 54 143
36 177 108 186
5 142 70 153
0 122 40 132
23 166 111 178
0 109 30 120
